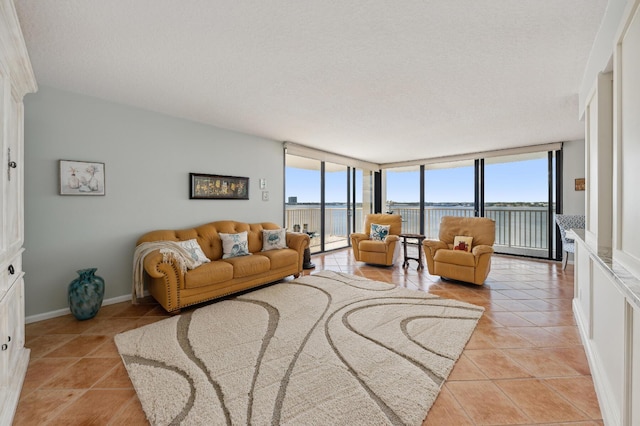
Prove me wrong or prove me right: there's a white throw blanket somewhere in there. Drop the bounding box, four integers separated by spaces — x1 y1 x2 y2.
132 241 200 303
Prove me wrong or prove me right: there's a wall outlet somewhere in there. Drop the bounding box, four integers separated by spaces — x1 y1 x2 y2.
262 191 269 201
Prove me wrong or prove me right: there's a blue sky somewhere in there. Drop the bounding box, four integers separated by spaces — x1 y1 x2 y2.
286 158 550 203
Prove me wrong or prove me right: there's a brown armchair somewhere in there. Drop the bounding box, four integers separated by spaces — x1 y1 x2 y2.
423 216 496 285
350 214 402 266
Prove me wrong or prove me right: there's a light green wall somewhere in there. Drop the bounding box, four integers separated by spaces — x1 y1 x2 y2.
23 86 284 318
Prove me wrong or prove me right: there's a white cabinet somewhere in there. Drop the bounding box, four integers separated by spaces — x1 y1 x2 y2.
0 0 37 423
0 255 28 426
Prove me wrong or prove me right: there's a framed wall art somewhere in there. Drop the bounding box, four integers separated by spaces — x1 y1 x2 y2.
190 173 249 200
575 178 585 191
59 160 105 196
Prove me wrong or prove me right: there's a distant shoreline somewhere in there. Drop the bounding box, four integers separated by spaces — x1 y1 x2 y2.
286 202 551 207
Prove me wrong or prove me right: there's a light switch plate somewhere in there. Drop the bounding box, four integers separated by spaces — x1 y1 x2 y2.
259 178 267 189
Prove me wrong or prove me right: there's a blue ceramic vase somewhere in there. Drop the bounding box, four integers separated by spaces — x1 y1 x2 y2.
68 268 105 320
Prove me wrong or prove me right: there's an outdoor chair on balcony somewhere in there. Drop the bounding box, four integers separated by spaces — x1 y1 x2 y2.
423 216 496 285
350 214 402 266
554 214 585 270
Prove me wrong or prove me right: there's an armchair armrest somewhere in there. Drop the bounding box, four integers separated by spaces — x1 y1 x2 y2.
350 232 370 246
471 244 494 257
385 235 399 244
423 239 448 257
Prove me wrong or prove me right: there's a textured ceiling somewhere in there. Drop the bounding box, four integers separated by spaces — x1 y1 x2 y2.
15 0 607 164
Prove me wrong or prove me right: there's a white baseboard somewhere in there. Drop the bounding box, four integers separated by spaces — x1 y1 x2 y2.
25 293 137 324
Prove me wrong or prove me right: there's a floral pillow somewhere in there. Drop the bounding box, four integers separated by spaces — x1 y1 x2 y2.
370 223 391 241
219 231 251 259
453 235 473 252
262 228 287 251
176 239 210 268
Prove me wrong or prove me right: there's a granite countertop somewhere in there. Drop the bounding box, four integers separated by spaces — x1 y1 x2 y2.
569 229 640 310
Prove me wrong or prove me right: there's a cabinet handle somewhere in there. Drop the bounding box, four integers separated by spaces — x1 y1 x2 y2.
7 147 17 181
8 264 15 275
1 344 7 351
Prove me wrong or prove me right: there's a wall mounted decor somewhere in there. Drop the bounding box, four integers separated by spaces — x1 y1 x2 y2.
575 178 585 191
190 173 249 200
59 160 105 195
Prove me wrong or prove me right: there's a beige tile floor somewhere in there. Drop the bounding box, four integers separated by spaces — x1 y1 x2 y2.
14 249 603 425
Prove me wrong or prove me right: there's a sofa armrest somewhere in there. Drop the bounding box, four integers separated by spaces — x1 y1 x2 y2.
286 232 310 253
286 232 310 273
142 250 171 279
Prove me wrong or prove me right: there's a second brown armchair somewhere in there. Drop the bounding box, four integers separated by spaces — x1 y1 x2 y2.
423 216 496 285
350 214 402 266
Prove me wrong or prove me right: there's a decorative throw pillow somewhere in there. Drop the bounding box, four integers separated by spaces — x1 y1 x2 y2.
176 239 210 268
219 231 251 259
370 223 391 241
453 235 473 252
262 228 287 251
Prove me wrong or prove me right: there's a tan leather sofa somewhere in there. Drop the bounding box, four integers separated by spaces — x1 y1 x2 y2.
423 216 495 285
350 214 402 266
137 221 309 313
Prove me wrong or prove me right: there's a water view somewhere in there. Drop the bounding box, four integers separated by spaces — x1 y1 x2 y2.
286 202 554 257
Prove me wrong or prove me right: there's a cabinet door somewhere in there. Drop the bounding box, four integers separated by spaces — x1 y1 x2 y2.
0 286 10 389
4 97 23 256
8 278 24 371
0 73 6 260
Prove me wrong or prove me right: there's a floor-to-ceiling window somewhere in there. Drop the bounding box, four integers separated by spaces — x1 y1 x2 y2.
286 143 560 259
285 154 322 253
484 152 552 257
385 166 421 233
381 149 559 260
285 150 375 254
324 162 349 251
423 160 475 238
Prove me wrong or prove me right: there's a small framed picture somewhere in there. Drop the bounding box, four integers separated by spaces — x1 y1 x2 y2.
190 173 249 200
59 160 105 196
575 178 585 191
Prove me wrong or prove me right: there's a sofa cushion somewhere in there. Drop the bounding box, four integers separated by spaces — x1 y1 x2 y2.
262 228 287 251
222 255 270 278
176 239 211 268
220 231 251 258
256 248 298 270
434 249 476 267
184 261 234 289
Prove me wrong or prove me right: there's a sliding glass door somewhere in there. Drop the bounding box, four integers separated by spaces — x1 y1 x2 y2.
484 152 552 257
285 155 322 253
324 162 349 251
285 153 374 253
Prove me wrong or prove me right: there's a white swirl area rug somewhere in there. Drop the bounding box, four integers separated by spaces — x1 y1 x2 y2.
115 270 483 425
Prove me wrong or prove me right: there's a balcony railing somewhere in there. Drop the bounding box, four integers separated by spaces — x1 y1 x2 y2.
286 205 554 257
